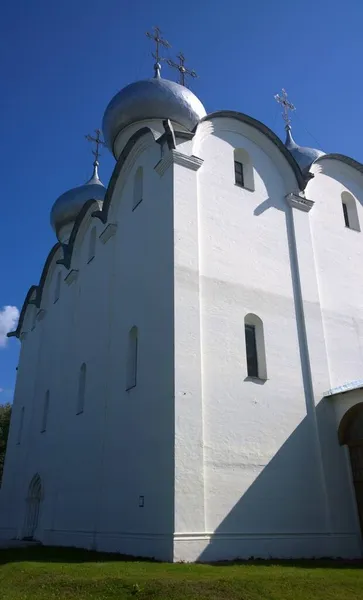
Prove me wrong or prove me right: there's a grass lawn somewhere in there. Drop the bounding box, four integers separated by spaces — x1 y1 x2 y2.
0 546 363 600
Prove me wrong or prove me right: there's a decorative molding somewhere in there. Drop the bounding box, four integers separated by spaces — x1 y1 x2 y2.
100 223 117 244
285 192 314 212
65 269 79 286
155 150 203 177
37 309 47 321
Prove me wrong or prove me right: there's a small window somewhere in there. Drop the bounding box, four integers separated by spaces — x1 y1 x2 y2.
234 160 244 187
126 326 138 390
233 148 255 191
88 227 96 263
17 407 25 445
341 192 360 231
54 272 61 303
133 167 143 210
244 314 267 380
41 390 49 433
77 363 86 414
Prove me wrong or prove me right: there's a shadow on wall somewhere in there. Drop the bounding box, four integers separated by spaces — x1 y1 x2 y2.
198 398 358 563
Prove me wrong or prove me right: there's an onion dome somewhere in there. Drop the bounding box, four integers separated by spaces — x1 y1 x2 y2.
50 162 106 242
102 63 207 156
285 126 325 172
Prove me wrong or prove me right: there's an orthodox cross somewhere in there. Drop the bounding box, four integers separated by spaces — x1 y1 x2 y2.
167 52 198 87
85 129 105 163
274 88 295 129
146 26 171 70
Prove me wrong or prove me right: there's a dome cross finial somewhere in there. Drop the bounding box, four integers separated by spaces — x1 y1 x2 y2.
274 88 295 130
167 52 198 87
146 26 171 78
85 129 105 165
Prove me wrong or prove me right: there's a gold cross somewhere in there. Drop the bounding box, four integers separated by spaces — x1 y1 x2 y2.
274 88 295 129
85 129 105 163
167 52 198 87
146 26 171 66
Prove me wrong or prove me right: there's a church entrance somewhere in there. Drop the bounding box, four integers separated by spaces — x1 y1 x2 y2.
23 474 42 540
339 403 363 536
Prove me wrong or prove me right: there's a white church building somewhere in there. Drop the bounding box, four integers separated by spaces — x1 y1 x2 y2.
1 44 363 562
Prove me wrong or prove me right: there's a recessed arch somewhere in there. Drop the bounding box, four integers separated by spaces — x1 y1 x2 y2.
126 326 138 391
23 473 43 540
77 363 87 415
88 226 97 263
133 166 143 210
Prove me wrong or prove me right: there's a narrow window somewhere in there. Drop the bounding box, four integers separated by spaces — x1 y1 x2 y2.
54 272 61 303
17 407 25 445
41 390 49 433
244 314 267 380
234 160 244 187
88 227 96 263
341 192 360 231
31 308 37 331
77 363 86 414
126 326 138 390
342 202 349 227
133 167 143 210
245 324 258 377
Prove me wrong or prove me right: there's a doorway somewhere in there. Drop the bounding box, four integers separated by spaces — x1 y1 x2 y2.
339 403 363 535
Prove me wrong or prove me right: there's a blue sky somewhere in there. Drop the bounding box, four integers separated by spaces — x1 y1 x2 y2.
0 0 362 403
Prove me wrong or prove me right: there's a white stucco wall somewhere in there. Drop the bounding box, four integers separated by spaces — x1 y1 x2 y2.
2 116 363 563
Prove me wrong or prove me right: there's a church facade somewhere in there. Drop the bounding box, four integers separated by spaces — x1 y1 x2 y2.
1 56 363 562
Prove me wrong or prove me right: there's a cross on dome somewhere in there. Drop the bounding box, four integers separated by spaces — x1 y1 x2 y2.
274 88 295 130
146 26 171 78
85 129 105 165
167 52 198 87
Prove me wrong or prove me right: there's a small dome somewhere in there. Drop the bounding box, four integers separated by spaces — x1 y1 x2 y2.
285 127 325 172
50 163 106 242
102 71 206 155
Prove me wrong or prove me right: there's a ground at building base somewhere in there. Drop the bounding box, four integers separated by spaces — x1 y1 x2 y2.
0 546 362 600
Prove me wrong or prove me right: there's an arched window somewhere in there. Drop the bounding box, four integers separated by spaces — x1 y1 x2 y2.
341 192 360 231
31 307 37 331
54 272 61 303
234 148 254 191
244 314 267 380
17 406 25 445
126 326 138 390
41 390 49 433
133 167 143 210
77 363 86 414
88 227 97 263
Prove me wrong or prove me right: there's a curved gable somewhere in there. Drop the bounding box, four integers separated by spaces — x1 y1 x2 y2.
315 153 363 177
92 127 157 224
8 243 62 339
197 111 307 191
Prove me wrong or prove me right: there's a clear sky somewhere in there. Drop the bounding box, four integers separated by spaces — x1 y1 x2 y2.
0 0 362 403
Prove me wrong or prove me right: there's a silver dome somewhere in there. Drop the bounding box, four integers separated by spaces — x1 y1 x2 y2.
50 163 106 241
285 127 324 172
102 73 207 154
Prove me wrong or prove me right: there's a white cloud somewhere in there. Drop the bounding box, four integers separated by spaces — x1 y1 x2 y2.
0 306 19 347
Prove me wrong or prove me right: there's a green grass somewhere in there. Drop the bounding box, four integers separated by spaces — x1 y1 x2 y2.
0 546 363 599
